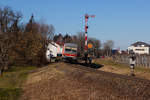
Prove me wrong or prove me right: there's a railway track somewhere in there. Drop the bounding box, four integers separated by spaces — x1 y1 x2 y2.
64 62 150 99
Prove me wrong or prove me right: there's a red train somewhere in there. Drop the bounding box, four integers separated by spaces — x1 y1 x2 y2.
62 43 78 61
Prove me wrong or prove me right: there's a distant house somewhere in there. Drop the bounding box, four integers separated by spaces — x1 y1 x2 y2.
128 41 150 55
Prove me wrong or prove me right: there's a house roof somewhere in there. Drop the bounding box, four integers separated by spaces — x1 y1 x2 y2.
131 41 150 47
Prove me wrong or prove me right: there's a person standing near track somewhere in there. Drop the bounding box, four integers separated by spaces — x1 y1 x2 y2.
88 54 92 65
84 52 88 64
129 54 136 76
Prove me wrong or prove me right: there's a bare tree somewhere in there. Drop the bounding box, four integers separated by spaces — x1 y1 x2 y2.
76 32 85 55
0 7 22 75
53 33 63 43
72 35 78 44
88 38 101 57
103 40 114 56
63 34 72 43
0 6 22 33
0 6 56 70
23 15 56 66
39 23 55 40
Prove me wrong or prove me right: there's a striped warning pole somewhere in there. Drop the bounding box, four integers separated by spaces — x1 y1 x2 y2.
84 14 95 53
85 14 88 52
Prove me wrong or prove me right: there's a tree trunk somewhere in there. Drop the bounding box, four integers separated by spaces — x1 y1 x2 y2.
0 69 2 76
0 67 3 76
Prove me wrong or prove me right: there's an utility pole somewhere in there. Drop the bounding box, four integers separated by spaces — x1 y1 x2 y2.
84 14 95 53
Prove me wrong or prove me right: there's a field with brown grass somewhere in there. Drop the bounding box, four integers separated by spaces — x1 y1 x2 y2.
94 58 150 80
21 62 150 100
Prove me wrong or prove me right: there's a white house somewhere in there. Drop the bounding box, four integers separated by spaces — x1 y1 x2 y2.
128 41 150 55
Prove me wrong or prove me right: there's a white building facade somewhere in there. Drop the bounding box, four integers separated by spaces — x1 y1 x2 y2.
46 42 63 62
128 42 150 55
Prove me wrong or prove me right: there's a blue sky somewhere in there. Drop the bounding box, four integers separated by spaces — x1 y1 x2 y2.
1 0 150 50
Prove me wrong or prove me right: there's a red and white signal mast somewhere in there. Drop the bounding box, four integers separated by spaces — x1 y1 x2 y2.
84 14 95 52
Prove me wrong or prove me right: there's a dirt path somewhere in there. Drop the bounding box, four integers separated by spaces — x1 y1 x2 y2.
21 62 150 100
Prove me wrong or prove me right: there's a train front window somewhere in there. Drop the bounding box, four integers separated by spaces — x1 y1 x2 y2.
72 50 76 53
65 49 71 52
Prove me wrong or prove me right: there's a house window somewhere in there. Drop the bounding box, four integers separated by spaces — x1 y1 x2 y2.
135 49 144 51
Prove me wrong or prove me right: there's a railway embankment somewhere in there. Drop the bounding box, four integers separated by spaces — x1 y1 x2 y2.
21 62 150 100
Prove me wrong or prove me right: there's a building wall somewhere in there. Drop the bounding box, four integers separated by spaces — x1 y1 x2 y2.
128 46 149 54
47 43 58 57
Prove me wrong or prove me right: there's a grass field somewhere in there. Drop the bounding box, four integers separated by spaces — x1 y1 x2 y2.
94 58 150 79
0 66 36 100
94 58 150 72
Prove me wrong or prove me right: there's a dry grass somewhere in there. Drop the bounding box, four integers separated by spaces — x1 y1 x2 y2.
21 62 150 100
94 58 150 80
